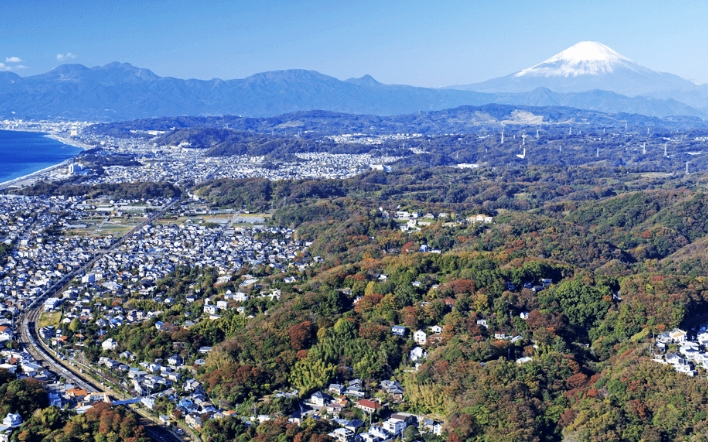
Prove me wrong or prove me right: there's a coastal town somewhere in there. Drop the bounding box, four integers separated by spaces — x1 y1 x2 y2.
0 120 403 189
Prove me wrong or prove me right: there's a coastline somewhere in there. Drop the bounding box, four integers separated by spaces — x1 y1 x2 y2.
0 130 87 190
0 159 74 190
45 133 91 150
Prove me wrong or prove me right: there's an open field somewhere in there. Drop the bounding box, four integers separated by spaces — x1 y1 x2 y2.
39 311 62 328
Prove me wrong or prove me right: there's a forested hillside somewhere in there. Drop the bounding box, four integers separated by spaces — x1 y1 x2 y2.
83 165 708 441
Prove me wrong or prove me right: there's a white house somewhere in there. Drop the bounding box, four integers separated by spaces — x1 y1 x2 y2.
413 330 427 345
382 418 407 437
1 413 22 428
43 297 62 312
410 346 427 362
309 391 331 407
330 428 355 442
102 338 118 351
167 354 183 366
391 326 407 337
81 273 96 284
669 328 688 343
422 418 443 436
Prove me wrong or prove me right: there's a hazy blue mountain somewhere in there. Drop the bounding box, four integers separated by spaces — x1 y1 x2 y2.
488 88 701 117
88 104 707 139
0 60 704 121
453 41 708 111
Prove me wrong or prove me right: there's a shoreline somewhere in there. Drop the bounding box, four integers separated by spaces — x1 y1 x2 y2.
0 159 74 190
44 133 91 151
0 130 88 190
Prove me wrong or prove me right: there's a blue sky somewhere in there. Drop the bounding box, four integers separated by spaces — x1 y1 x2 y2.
2 0 708 87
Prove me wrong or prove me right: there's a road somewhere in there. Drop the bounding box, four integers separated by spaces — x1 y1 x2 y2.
16 198 187 442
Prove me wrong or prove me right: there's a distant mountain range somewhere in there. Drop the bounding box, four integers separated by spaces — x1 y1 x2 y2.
88 105 706 139
1 42 707 121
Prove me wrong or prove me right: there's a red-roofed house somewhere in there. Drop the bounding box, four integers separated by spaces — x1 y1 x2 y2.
356 399 382 414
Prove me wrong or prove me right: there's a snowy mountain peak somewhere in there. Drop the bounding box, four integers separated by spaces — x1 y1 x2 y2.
515 41 640 78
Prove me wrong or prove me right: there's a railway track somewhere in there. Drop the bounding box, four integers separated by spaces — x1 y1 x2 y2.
16 199 186 442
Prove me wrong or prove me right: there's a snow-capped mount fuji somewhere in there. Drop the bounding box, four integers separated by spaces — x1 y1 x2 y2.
515 41 645 78
454 41 708 106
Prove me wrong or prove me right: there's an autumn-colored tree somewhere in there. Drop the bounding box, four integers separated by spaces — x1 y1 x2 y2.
289 320 314 350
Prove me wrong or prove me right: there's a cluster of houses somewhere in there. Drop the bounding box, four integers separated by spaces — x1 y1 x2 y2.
0 195 103 324
299 379 443 442
0 193 316 439
652 327 708 377
0 348 55 383
379 208 493 233
0 346 113 440
82 219 301 296
0 192 545 441
69 129 404 187
35 214 304 350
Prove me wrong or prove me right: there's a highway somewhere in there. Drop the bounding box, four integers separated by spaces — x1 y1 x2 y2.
16 199 187 442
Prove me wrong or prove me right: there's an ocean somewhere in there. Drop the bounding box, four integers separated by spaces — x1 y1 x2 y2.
0 130 82 184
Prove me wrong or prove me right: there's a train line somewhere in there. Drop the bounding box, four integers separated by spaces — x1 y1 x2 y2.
16 199 185 442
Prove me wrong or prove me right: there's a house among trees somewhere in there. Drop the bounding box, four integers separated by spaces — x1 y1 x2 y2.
309 391 331 407
356 399 382 414
101 338 118 351
167 354 183 366
413 330 427 345
391 326 406 337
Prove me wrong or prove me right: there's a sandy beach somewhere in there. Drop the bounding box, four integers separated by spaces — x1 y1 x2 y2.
0 159 74 190
45 133 92 150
